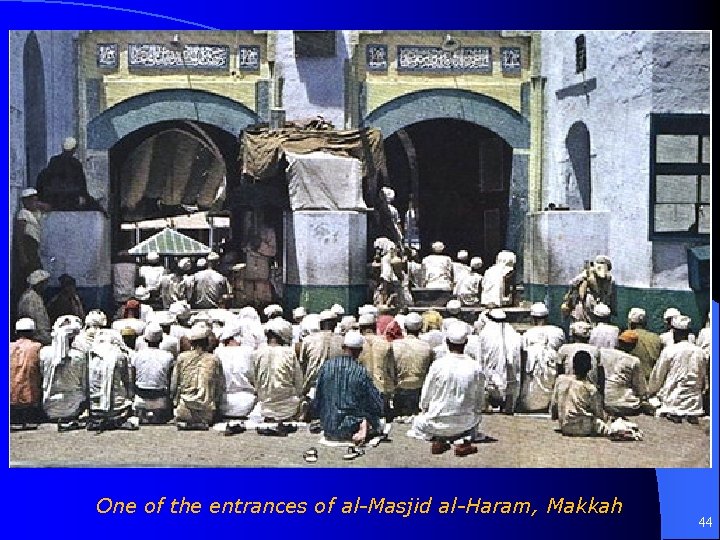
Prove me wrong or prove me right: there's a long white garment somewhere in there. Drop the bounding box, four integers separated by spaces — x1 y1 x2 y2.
696 327 711 360
40 346 87 419
216 344 257 417
518 342 559 412
589 323 620 349
522 325 566 351
254 345 304 420
480 263 511 306
479 320 522 396
660 330 696 348
88 342 131 415
421 254 453 289
648 341 707 417
192 269 229 309
139 265 165 293
599 349 647 412
454 272 482 305
452 262 471 287
410 352 485 438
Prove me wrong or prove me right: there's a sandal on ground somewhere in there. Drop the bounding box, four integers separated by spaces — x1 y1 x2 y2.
454 442 478 457
308 420 322 434
57 420 82 432
303 447 319 463
256 426 287 437
342 446 365 460
431 440 451 455
224 422 246 436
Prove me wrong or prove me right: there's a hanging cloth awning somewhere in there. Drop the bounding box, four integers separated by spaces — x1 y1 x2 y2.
128 227 211 256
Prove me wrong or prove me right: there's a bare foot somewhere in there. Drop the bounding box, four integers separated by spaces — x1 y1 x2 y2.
352 419 368 445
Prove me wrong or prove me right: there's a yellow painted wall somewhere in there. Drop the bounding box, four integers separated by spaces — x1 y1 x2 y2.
80 31 269 112
357 31 532 115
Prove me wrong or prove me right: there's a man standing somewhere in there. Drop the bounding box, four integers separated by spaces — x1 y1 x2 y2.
36 136 99 211
421 241 454 290
299 310 344 399
171 324 225 429
18 269 52 345
452 250 472 289
648 315 707 424
253 318 304 422
408 322 485 456
561 255 615 323
600 330 648 417
130 323 175 424
627 307 663 381
14 188 51 287
357 313 396 417
479 309 522 414
11 318 44 428
391 312 434 416
138 251 165 302
314 331 384 444
589 303 619 349
523 302 565 351
47 274 86 323
480 251 516 307
454 257 483 306
192 252 230 309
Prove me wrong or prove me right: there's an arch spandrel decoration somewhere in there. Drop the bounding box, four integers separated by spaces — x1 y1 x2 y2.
87 88 259 150
363 88 530 149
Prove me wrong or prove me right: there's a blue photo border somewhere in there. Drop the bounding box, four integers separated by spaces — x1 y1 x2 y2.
1 2 714 539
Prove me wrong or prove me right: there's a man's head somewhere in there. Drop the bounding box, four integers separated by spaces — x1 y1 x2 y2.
146 251 160 265
265 317 293 346
330 303 345 318
124 299 141 319
569 321 592 343
663 308 681 330
63 136 77 154
572 350 593 380
169 301 192 326
618 329 639 353
58 273 77 292
530 302 549 325
627 307 646 330
120 326 137 349
207 251 220 268
319 310 338 331
143 322 164 347
21 188 40 210
27 269 50 293
177 257 192 274
263 304 284 320
456 250 469 263
446 299 462 316
593 303 611 323
671 315 692 342
188 323 210 350
382 186 395 204
445 321 469 353
154 311 176 332
470 257 483 272
487 308 507 324
431 241 445 254
134 286 150 303
15 318 36 339
343 330 365 358
593 255 612 279
358 313 376 334
292 306 307 323
85 309 107 329
404 312 423 336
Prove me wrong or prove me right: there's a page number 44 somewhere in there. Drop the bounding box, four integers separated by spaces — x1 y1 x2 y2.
699 517 712 527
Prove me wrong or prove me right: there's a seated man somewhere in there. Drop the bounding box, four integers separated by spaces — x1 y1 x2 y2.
522 302 566 351
408 322 485 457
314 331 383 444
357 312 396 417
421 242 454 290
391 312 434 416
171 324 225 430
557 321 603 391
589 303 619 349
600 330 649 417
550 351 608 436
130 323 175 424
11 318 44 428
518 333 559 413
216 321 257 420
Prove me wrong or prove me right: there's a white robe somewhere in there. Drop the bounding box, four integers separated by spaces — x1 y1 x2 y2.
522 325 566 351
421 254 453 289
479 320 522 398
409 352 484 439
480 263 512 306
518 343 558 412
648 341 707 417
589 323 620 350
216 344 257 417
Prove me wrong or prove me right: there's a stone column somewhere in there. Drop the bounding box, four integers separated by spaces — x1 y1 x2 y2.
283 211 368 314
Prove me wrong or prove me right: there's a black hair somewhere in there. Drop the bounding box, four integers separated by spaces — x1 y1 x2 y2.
573 350 592 379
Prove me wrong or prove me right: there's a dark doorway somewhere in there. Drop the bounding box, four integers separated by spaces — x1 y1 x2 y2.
566 121 591 210
23 31 47 187
384 118 513 266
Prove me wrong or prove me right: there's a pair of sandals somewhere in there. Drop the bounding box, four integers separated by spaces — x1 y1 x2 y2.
256 422 297 437
301 445 365 463
224 422 246 437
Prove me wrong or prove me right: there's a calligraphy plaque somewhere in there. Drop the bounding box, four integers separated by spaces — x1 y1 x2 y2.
128 43 230 70
366 44 388 71
238 46 260 71
97 43 118 69
501 47 522 73
397 46 491 73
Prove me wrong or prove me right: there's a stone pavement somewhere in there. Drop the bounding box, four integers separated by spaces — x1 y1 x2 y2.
10 414 709 468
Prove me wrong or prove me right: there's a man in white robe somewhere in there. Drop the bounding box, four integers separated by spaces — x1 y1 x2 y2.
648 315 707 423
589 303 619 349
480 251 516 307
421 241 453 290
452 250 471 289
192 252 230 309
557 321 602 390
600 330 648 417
478 309 522 413
18 269 52 345
408 322 484 456
454 257 483 306
216 323 257 419
659 308 696 348
518 333 558 412
522 302 565 351
138 251 165 301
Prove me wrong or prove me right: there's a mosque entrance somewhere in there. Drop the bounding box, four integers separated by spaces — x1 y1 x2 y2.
383 118 513 266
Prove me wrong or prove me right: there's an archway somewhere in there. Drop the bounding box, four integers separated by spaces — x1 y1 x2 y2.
23 31 46 187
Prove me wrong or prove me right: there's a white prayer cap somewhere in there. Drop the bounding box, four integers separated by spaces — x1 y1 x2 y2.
457 250 469 261
530 302 549 318
338 315 357 333
301 313 321 334
358 304 378 317
196 258 207 269
143 322 164 343
593 303 611 318
446 299 462 314
570 321 592 338
153 311 176 326
27 269 50 286
134 286 150 301
595 255 612 270
373 237 394 252
189 311 211 325
219 320 242 342
382 186 396 202
404 312 423 331
422 329 444 349
239 306 260 320
358 313 376 326
85 309 107 328
431 241 445 253
207 251 220 262
263 304 284 318
188 323 210 341
15 318 36 332
671 315 692 330
487 308 507 322
627 307 646 324
470 257 483 269
319 310 337 322
343 330 365 349
663 307 681 321
169 301 191 320
292 306 307 320
146 251 160 263
21 187 38 198
330 303 345 317
498 250 517 266
265 317 293 345
53 314 83 332
177 257 191 271
446 321 469 345
63 136 77 151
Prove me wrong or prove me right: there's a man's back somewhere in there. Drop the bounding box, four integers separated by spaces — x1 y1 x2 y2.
192 269 227 309
392 335 433 390
18 289 51 345
589 323 620 349
523 325 566 351
631 328 663 380
132 348 174 391
422 254 453 289
172 350 222 412
253 345 302 420
300 330 344 395
649 341 707 416
358 333 396 395
599 349 646 411
40 345 87 419
10 338 42 407
550 374 604 435
557 342 602 387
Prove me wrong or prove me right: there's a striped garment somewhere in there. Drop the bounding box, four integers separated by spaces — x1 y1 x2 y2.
314 356 383 441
